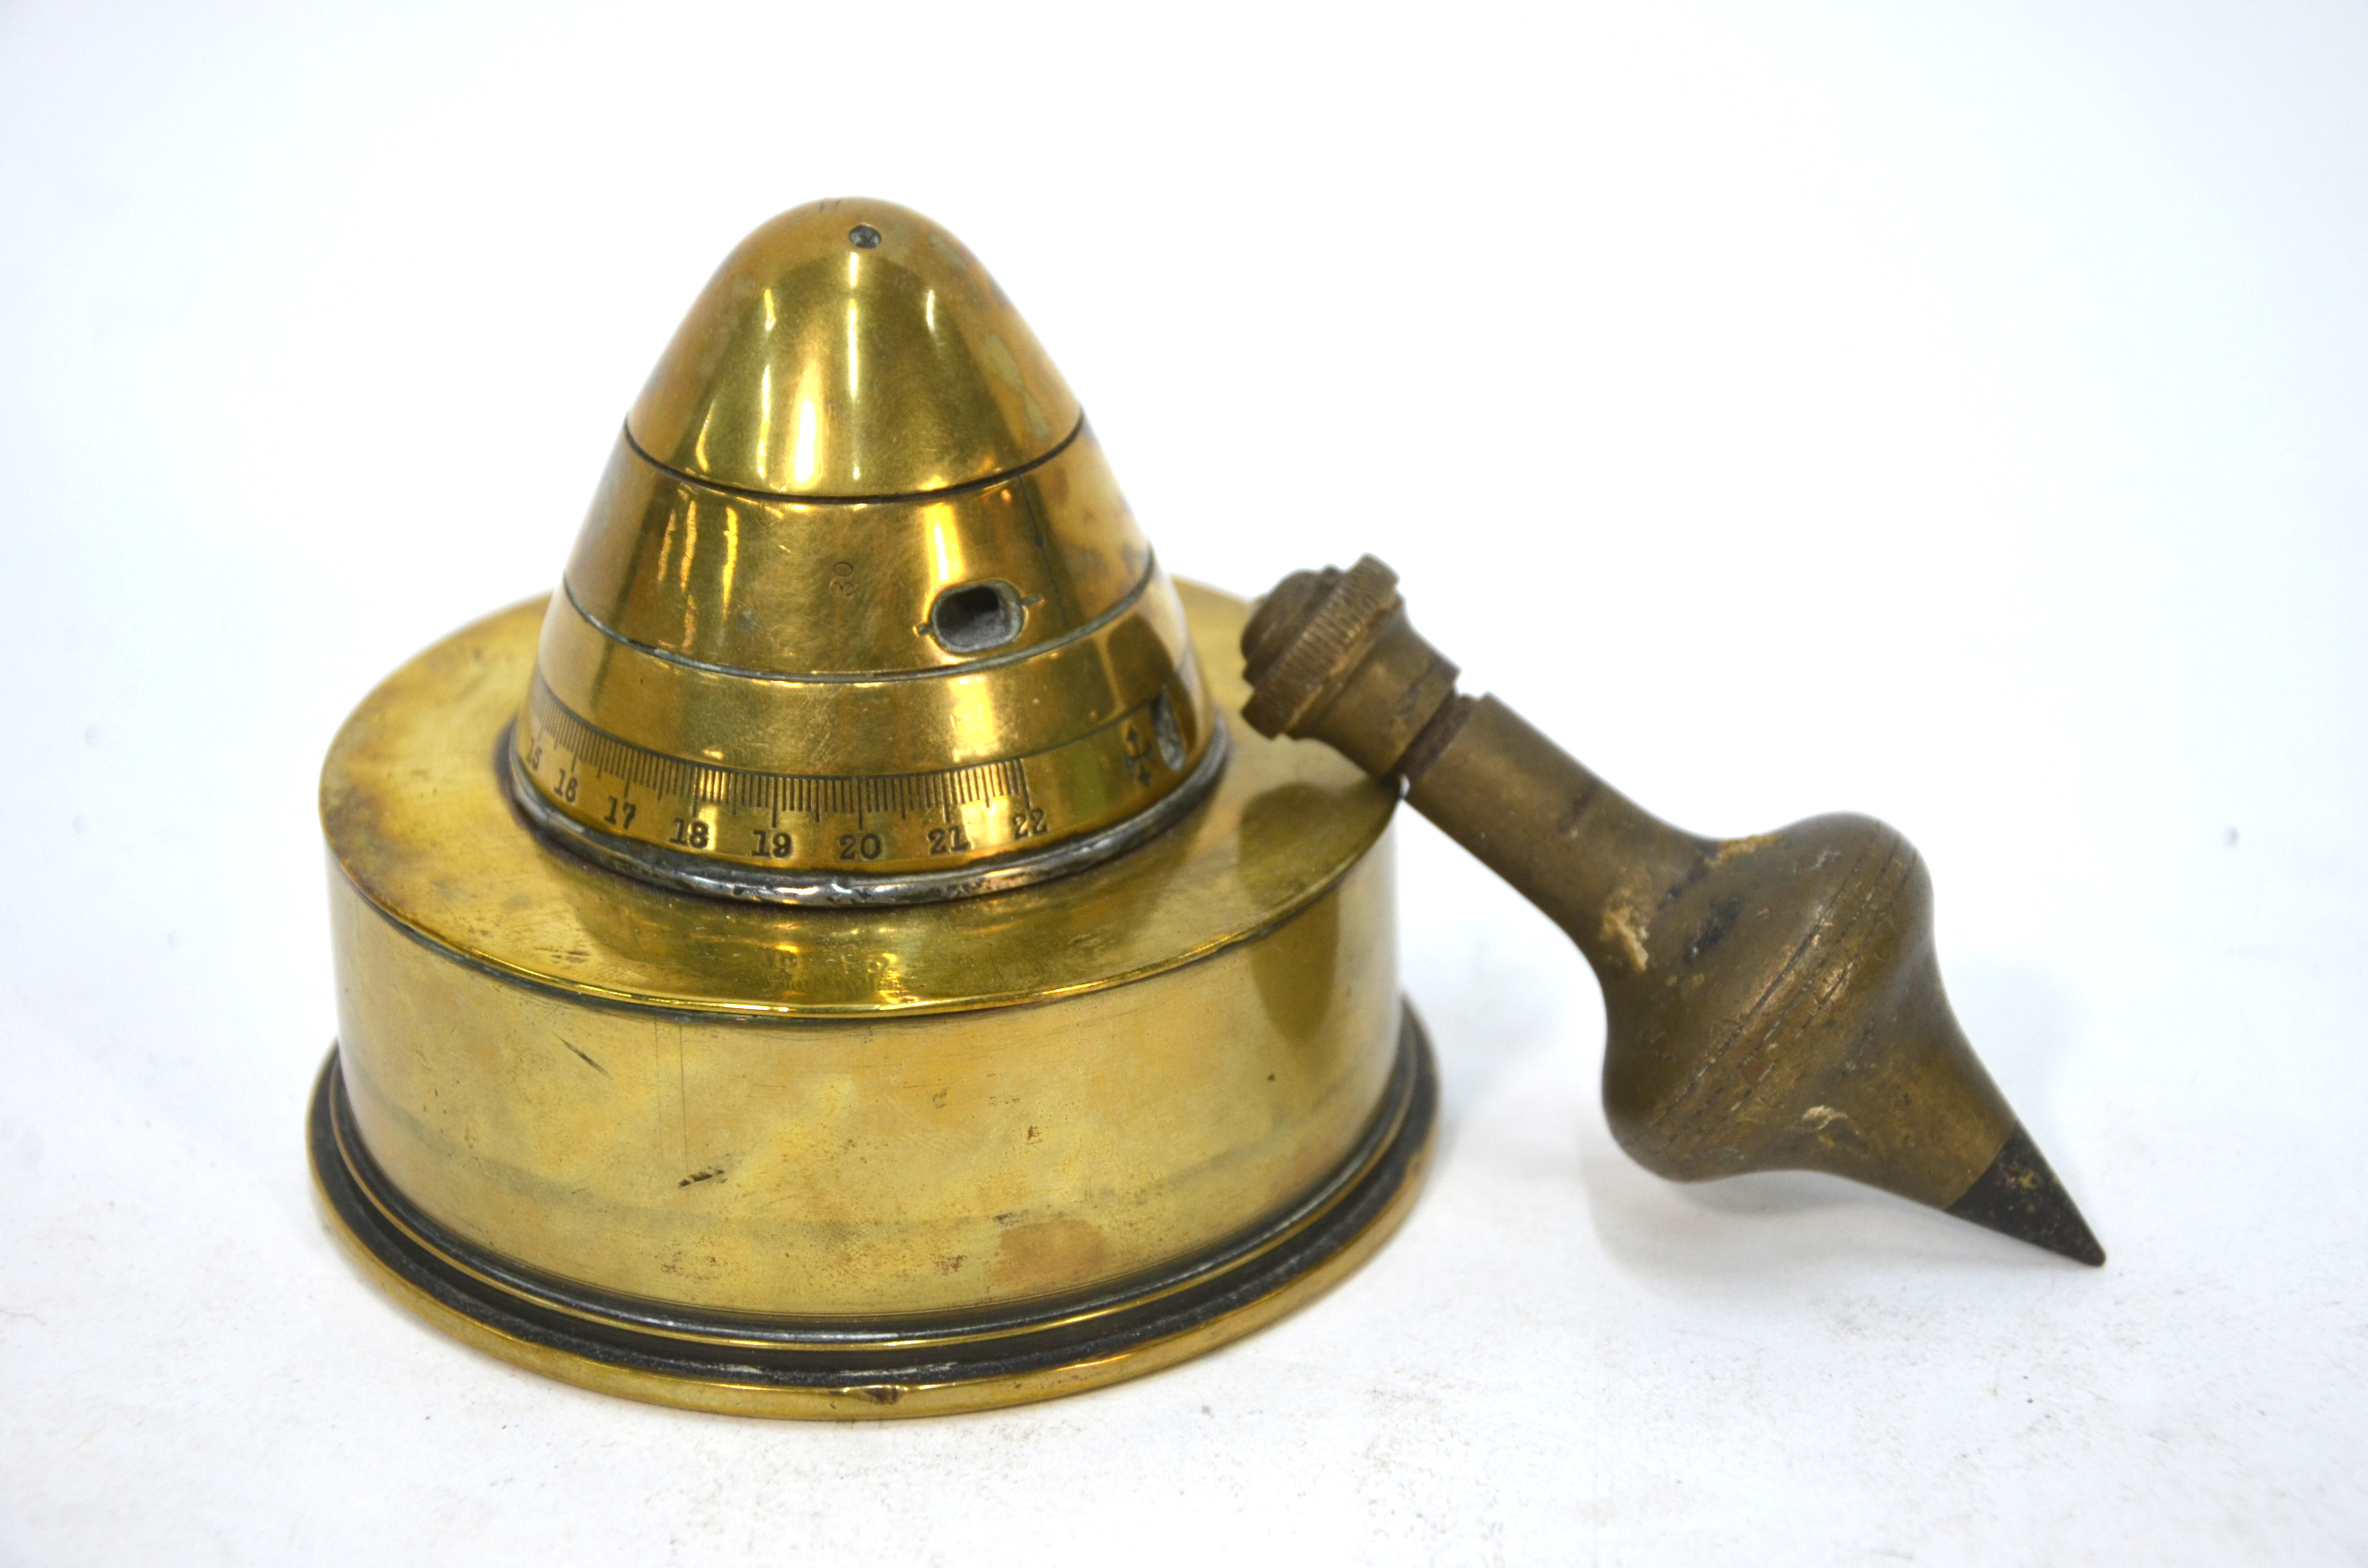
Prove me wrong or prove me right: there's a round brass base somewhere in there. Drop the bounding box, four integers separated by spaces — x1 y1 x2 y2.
310 1009 1435 1419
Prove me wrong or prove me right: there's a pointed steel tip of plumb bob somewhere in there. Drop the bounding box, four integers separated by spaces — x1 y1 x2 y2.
1945 1123 2107 1266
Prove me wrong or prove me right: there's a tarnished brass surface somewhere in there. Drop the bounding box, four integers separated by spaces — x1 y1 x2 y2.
316 582 1428 1411
508 199 1216 902
1241 556 2105 1265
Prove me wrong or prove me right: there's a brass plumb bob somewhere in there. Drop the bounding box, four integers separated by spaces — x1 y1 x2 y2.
312 200 1434 1417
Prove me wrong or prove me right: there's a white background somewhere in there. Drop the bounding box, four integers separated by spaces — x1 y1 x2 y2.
3 2 2364 1562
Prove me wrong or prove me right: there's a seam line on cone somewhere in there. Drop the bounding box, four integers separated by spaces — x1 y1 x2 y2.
559 556 1160 685
620 416 1086 507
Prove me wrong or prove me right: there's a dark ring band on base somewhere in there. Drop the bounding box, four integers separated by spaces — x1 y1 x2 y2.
309 1005 1436 1418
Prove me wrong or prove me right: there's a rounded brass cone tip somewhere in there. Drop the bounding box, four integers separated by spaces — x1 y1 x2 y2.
507 199 1223 903
627 199 1078 498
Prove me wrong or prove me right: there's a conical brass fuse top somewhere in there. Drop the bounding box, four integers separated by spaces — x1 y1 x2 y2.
512 199 1222 902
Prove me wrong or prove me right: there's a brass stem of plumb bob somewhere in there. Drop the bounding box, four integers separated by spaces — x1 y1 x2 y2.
307 1019 1433 1419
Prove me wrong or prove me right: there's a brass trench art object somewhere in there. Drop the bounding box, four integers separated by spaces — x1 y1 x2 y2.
311 199 2099 1423
314 199 1427 1419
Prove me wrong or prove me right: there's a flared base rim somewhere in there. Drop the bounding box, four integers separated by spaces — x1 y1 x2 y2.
309 1007 1436 1419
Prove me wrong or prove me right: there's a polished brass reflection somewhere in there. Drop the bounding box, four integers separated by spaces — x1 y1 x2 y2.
1241 556 2105 1265
510 198 1221 905
310 203 1431 1420
311 195 2097 1427
327 588 1406 1311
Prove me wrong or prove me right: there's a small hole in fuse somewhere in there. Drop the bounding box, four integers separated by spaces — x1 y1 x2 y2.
928 582 1025 654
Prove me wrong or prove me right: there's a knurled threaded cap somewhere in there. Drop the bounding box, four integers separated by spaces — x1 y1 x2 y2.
1238 554 1402 739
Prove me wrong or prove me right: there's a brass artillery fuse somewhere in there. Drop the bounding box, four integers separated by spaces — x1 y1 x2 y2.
311 201 1433 1417
1240 556 2104 1264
